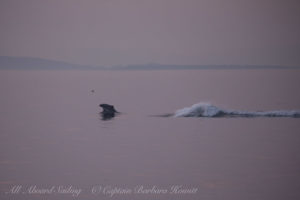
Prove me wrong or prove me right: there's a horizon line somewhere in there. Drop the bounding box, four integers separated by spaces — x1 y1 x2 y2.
0 56 300 70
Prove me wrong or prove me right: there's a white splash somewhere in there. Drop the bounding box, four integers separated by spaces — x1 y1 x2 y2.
174 103 300 118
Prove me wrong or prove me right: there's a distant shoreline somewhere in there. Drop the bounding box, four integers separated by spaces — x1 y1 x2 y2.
0 56 299 70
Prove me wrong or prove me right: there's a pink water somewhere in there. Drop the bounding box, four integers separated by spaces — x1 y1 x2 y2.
0 69 300 200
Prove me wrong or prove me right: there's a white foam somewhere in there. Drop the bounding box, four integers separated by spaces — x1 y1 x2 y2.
174 103 223 117
174 103 300 118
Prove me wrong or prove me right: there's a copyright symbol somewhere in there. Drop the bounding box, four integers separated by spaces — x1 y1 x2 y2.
91 185 102 195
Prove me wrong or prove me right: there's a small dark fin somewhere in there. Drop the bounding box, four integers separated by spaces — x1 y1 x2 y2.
99 104 118 120
149 113 174 117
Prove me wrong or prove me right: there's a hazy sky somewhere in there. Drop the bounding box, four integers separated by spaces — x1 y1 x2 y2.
0 0 299 66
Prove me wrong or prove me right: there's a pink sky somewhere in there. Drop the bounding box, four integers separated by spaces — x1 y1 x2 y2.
0 0 299 66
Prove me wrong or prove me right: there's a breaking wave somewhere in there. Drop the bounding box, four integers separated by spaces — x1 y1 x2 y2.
174 103 300 118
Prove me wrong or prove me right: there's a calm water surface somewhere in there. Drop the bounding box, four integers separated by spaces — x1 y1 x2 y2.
0 69 300 200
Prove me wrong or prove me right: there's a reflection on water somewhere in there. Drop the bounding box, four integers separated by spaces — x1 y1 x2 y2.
99 112 116 121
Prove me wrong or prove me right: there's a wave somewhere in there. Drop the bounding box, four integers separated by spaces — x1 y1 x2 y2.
174 103 300 118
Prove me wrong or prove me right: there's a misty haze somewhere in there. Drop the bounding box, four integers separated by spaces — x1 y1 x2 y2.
1 1 300 200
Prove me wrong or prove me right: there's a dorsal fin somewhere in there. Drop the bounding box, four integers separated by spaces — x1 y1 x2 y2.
99 104 118 120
